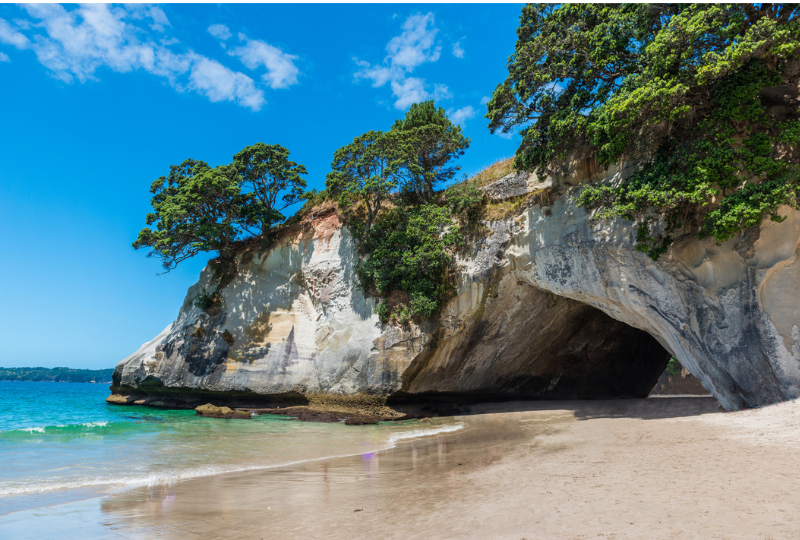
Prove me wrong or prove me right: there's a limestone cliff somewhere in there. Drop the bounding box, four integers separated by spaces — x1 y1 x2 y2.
111 165 800 412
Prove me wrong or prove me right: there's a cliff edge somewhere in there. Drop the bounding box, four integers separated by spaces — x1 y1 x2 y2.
111 162 800 412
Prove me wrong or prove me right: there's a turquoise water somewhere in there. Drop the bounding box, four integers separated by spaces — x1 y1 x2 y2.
0 381 462 515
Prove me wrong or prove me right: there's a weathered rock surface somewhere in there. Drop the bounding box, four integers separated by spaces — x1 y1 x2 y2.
195 403 250 419
482 171 552 200
111 167 800 412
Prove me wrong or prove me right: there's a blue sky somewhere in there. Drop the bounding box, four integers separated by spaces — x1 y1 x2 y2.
0 3 523 369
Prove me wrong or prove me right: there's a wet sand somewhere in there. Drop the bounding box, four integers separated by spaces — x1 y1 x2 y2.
4 397 800 539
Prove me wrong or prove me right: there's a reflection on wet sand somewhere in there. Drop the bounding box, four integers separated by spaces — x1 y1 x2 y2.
9 397 800 539
95 407 573 539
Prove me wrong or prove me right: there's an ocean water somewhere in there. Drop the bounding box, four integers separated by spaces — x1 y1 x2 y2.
0 381 462 516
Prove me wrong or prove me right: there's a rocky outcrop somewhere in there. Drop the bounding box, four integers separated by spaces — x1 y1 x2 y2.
111 167 800 412
481 171 552 200
195 403 251 419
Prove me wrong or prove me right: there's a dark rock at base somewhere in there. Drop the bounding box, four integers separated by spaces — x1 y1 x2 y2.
195 403 251 419
251 406 385 425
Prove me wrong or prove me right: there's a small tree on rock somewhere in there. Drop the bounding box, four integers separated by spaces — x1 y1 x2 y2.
326 130 404 237
233 143 308 235
390 100 470 201
133 159 247 272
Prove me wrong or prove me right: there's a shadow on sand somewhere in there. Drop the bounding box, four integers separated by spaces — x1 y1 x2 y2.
401 396 723 422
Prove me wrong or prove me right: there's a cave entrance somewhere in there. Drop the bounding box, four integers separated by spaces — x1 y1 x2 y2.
396 284 675 402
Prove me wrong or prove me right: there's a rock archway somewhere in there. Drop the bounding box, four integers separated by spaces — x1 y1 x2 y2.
393 272 672 404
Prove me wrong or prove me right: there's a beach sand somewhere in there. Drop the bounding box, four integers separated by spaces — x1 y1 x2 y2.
4 396 800 539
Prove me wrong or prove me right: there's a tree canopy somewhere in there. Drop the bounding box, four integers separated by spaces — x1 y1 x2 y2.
134 144 307 272
391 100 471 201
233 143 308 233
487 3 800 257
326 130 403 236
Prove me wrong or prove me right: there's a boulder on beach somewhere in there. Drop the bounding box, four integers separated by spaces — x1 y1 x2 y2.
195 403 250 419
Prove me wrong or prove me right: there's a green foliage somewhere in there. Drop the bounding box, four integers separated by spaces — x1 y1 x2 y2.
664 357 682 378
444 181 484 223
326 130 403 236
233 143 308 233
135 143 309 271
391 100 471 201
320 101 476 323
489 4 800 257
133 160 248 272
193 288 216 310
358 203 464 321
0 367 114 383
375 299 390 323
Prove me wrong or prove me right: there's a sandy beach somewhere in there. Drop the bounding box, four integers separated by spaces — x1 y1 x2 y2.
4 396 800 539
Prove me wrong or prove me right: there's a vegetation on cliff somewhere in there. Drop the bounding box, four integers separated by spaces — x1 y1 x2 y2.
0 367 114 383
136 5 800 317
133 144 308 272
326 101 477 322
488 4 800 258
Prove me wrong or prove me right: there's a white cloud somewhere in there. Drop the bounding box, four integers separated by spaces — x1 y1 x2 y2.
391 78 450 110
147 7 170 32
207 24 231 41
391 77 428 109
0 5 273 111
480 95 491 105
0 51 9 62
187 54 264 110
386 12 440 70
353 12 450 110
0 18 31 49
229 34 299 89
452 41 464 59
353 59 392 87
449 105 475 126
128 5 171 32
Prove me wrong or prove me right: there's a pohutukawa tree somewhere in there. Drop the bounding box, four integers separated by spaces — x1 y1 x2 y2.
233 143 308 234
487 3 800 258
391 100 471 201
134 144 308 272
326 130 404 236
133 160 248 272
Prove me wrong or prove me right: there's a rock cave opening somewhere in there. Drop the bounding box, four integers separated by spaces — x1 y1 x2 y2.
394 285 678 406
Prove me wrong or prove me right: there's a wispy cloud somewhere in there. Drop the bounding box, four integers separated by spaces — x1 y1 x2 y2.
385 12 440 70
0 18 30 49
391 78 450 110
480 95 491 105
448 105 475 126
0 5 301 111
207 24 231 41
354 12 449 110
229 33 299 89
452 41 464 59
187 53 264 110
0 51 9 62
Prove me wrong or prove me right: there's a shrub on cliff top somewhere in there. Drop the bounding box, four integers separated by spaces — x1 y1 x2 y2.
488 4 800 257
357 203 466 321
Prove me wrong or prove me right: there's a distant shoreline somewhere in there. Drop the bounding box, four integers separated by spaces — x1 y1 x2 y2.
0 367 113 384
0 380 111 383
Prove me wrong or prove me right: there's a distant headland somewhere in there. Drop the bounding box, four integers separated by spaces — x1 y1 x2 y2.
0 367 113 383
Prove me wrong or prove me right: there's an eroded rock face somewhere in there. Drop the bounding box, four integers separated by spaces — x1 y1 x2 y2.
399 273 669 401
504 188 800 410
113 211 427 407
112 171 800 411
